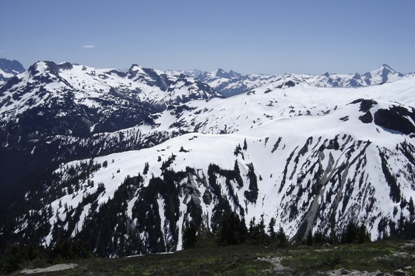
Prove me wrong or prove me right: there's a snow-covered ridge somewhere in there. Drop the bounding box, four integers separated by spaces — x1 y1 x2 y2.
9 71 415 256
0 60 220 224
20 98 415 253
0 60 220 122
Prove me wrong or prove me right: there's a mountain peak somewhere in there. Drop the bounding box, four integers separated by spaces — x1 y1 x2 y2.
129 64 141 69
365 64 403 84
214 68 227 77
213 68 241 79
0 58 25 85
27 61 59 77
378 64 396 73
0 58 25 74
127 64 147 78
228 69 242 78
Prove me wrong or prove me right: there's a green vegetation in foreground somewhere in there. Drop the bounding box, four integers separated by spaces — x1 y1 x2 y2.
2 217 415 275
3 240 414 275
281 240 415 275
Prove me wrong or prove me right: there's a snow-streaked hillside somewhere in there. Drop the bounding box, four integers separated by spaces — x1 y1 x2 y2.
150 77 415 136
0 60 219 222
13 73 415 256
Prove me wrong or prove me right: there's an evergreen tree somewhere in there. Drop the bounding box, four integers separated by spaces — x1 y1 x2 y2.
277 226 288 247
196 221 215 247
342 221 357 244
234 160 240 174
341 221 370 244
268 218 276 243
248 217 258 244
246 215 271 245
240 218 248 243
357 224 370 244
409 197 415 220
306 230 313 246
258 215 267 245
217 212 247 245
143 162 149 175
182 222 197 249
313 231 325 245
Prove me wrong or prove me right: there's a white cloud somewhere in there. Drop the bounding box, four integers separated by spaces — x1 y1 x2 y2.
83 45 96 49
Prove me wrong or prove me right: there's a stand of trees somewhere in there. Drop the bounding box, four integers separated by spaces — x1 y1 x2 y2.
183 213 373 251
182 212 289 250
305 221 371 246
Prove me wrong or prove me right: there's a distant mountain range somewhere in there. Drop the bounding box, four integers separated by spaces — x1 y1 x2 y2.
182 64 407 97
0 58 414 257
1 59 409 96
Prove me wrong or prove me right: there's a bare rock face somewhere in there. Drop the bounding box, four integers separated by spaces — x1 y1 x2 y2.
374 106 415 135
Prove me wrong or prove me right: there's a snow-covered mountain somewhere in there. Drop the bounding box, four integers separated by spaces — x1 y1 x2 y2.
0 58 25 85
0 60 219 214
1 61 219 119
309 64 404 88
196 68 279 97
1 60 415 257
192 65 407 97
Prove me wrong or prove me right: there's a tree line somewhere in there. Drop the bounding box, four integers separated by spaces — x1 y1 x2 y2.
182 212 371 250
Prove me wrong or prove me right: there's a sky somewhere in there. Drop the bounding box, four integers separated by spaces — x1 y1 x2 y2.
0 0 414 75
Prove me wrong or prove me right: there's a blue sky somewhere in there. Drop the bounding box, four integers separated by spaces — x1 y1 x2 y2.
1 0 414 74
